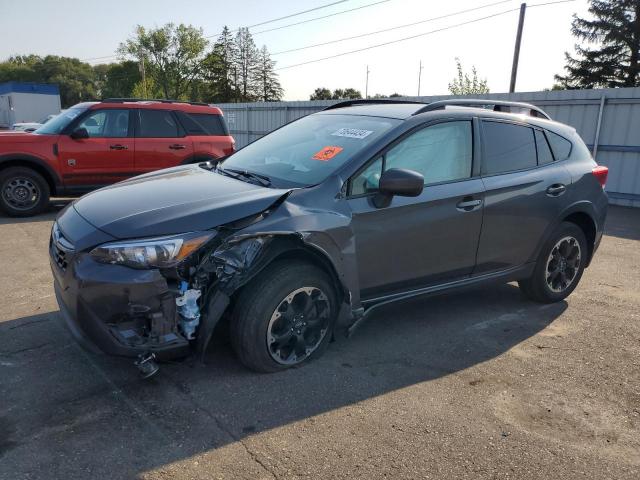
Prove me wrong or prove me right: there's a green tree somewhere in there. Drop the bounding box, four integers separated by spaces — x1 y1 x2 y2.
233 27 260 101
0 55 97 107
334 88 361 99
448 57 489 95
202 26 238 102
119 23 209 100
555 0 640 88
310 87 332 100
93 61 141 98
310 87 362 100
255 45 283 102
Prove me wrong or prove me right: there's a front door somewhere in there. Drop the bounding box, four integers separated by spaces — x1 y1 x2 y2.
58 108 134 190
133 109 194 175
347 120 484 300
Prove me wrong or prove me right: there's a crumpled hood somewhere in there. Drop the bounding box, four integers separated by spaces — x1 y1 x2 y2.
73 164 291 239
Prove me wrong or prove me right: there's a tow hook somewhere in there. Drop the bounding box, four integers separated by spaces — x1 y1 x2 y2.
135 352 159 379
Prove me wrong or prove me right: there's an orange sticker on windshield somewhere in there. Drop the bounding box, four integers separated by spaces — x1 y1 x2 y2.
312 146 343 161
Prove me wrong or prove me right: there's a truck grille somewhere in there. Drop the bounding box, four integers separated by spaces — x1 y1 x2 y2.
50 223 74 272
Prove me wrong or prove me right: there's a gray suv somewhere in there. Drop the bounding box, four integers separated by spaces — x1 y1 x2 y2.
50 99 609 376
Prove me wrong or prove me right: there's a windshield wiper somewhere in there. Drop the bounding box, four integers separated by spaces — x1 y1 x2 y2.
219 167 271 187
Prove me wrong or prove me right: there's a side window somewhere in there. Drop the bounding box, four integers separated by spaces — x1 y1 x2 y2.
546 131 572 161
482 122 537 175
535 130 554 165
184 113 229 135
350 157 383 195
385 121 472 184
138 110 180 138
77 109 130 138
349 121 472 195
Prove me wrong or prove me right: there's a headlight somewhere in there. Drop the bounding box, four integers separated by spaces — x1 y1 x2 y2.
90 232 215 269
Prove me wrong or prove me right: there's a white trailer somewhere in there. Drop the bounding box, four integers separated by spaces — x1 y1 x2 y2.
0 82 62 129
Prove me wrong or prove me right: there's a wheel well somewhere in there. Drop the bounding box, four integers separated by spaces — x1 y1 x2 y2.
0 160 57 195
563 211 596 263
270 248 347 304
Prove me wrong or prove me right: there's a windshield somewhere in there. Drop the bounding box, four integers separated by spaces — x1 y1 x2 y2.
35 107 85 134
39 113 58 124
220 114 400 187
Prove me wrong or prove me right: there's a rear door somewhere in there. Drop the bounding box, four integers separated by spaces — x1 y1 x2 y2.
475 120 572 274
57 108 135 189
133 109 195 175
347 119 485 300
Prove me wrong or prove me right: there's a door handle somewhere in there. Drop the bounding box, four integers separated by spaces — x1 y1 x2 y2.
456 198 483 212
546 184 566 196
110 144 128 150
169 144 186 150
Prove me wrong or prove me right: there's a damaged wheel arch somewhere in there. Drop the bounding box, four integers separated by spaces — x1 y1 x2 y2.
195 232 353 359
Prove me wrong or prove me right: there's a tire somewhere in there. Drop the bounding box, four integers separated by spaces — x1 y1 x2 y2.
230 261 338 373
519 222 588 303
0 167 50 217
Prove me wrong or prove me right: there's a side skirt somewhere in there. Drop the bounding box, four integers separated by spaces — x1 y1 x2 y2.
348 263 535 335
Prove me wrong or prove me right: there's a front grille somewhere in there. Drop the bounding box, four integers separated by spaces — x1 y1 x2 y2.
51 242 67 271
50 223 74 272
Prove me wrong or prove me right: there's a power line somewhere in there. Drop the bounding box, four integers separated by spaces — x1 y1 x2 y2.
84 0 575 83
275 0 576 71
81 0 357 62
528 0 575 7
245 0 349 29
251 0 392 35
271 0 513 55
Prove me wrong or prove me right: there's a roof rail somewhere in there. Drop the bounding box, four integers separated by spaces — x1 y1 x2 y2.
413 99 551 119
323 99 426 111
101 98 210 106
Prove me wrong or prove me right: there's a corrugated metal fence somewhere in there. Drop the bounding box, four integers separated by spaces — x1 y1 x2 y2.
218 87 640 207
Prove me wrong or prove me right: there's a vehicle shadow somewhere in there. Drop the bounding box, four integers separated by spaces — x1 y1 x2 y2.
0 282 566 478
0 198 71 225
604 205 640 241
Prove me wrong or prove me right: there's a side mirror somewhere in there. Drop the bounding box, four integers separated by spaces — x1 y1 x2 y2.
373 168 424 208
70 127 89 140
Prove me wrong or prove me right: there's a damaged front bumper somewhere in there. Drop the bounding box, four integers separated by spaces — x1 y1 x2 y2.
51 246 191 360
49 219 190 359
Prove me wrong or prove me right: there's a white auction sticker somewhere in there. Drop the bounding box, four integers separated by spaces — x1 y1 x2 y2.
331 128 373 139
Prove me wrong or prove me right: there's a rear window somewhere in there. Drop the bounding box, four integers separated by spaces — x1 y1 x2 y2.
177 112 228 136
482 121 537 175
546 131 572 161
535 130 554 165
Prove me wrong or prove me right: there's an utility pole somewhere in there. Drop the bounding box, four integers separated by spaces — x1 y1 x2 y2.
417 60 423 96
138 48 147 98
509 3 526 93
365 65 370 98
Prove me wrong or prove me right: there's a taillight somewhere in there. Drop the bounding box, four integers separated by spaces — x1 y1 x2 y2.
223 138 236 156
592 166 608 188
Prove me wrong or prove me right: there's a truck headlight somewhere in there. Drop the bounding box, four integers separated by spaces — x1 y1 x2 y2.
90 232 215 269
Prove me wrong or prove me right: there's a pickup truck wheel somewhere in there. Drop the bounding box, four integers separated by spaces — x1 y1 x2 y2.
0 167 50 217
519 222 587 303
230 261 337 373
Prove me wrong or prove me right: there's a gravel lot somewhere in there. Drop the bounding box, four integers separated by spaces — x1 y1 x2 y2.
1 203 639 480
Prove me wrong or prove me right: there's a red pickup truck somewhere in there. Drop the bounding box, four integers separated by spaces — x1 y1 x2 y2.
0 99 235 216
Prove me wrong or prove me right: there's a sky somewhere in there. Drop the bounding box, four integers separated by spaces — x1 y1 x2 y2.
0 0 592 100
